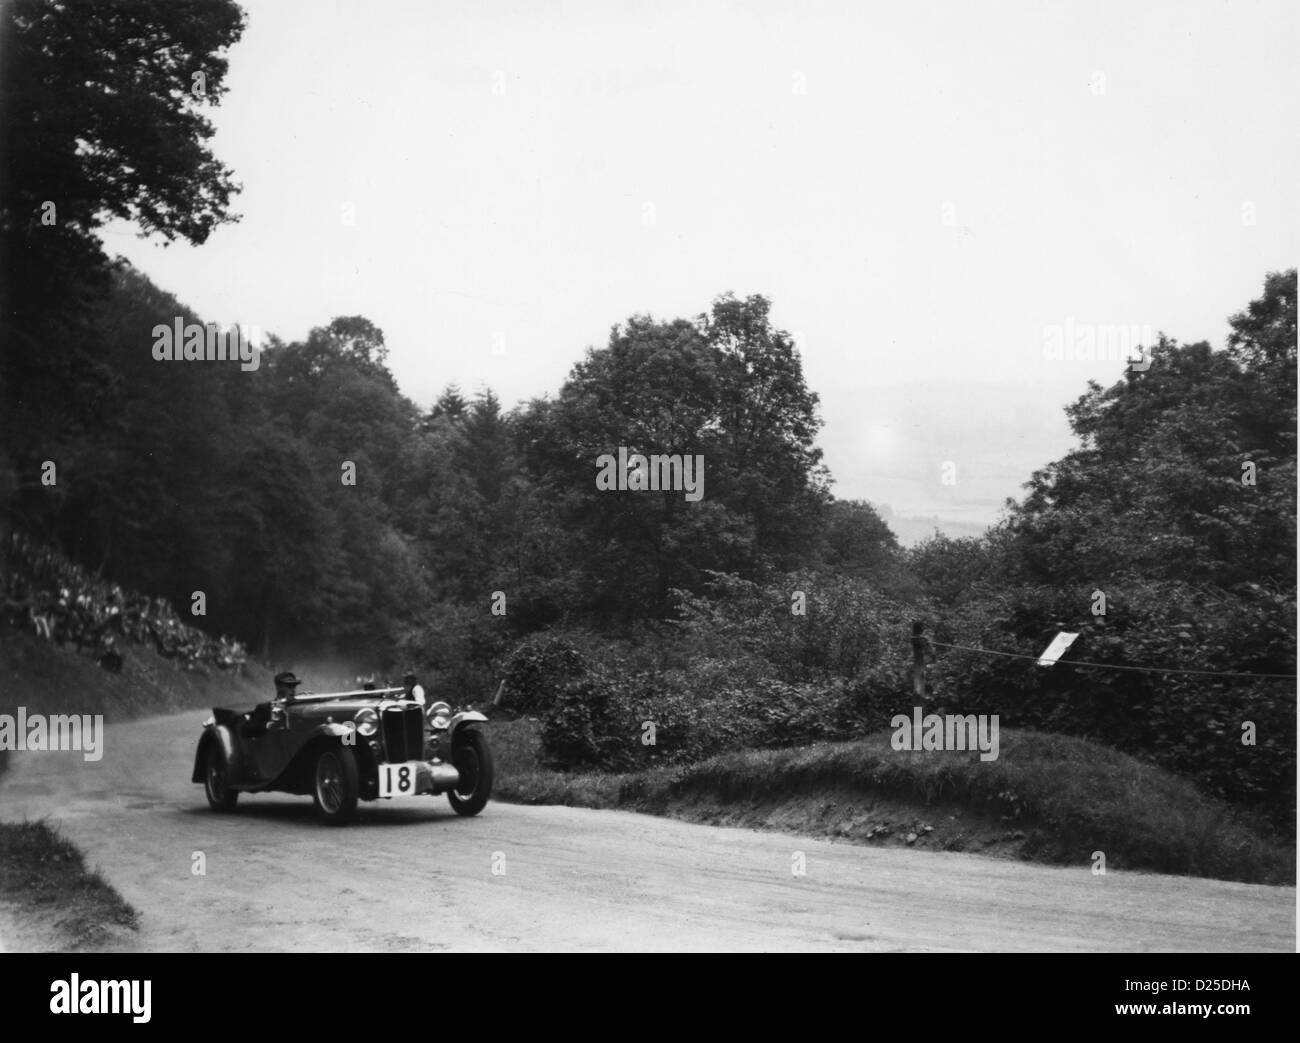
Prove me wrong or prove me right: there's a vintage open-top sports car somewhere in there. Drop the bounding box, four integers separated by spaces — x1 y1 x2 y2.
192 686 493 823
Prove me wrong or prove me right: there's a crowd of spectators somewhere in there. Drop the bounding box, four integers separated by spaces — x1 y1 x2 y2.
2 532 247 675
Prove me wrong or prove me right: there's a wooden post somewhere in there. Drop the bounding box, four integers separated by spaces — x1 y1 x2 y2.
910 620 929 699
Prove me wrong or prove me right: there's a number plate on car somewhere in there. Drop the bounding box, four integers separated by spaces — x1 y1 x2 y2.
378 761 422 797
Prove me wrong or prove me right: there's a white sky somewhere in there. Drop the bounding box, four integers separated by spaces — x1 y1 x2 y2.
104 0 1299 527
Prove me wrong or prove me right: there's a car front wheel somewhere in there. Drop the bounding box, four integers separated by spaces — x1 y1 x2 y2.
312 744 359 824
448 729 494 817
204 741 239 812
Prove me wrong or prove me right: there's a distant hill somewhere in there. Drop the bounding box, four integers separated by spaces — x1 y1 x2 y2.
819 378 1079 530
870 504 990 548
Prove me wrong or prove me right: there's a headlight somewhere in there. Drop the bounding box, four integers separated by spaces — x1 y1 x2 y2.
354 708 379 736
427 701 452 729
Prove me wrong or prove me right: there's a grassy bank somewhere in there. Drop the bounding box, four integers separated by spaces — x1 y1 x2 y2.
490 717 1294 885
0 627 271 718
0 820 138 951
0 628 270 776
0 629 271 949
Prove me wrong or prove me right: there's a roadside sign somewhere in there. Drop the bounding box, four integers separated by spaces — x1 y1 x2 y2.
1037 631 1080 667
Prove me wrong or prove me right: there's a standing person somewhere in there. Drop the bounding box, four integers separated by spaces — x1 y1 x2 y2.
402 671 426 706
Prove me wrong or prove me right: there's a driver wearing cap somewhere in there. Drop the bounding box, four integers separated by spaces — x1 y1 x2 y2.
242 671 302 736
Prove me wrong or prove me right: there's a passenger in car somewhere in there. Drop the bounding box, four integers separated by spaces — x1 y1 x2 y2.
402 671 425 706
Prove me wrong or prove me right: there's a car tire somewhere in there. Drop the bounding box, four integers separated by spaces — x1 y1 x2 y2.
204 741 239 812
448 729 494 817
312 744 359 825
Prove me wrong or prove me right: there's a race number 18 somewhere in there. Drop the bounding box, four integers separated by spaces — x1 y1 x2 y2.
379 762 418 797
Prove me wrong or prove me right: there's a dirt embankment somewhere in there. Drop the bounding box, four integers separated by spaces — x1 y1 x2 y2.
0 628 270 768
489 721 1295 886
0 629 271 949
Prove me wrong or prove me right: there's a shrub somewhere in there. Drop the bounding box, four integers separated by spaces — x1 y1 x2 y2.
930 580 1296 829
500 635 594 714
512 571 1295 833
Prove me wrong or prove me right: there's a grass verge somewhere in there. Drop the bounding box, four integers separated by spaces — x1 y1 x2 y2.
0 628 270 949
490 717 1294 885
0 819 139 950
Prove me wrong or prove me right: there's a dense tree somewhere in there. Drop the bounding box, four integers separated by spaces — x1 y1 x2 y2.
1007 271 1297 590
820 499 899 578
0 0 247 555
701 294 832 563
1226 269 1297 378
460 390 512 504
518 294 831 621
0 0 245 310
427 384 468 424
906 528 1014 606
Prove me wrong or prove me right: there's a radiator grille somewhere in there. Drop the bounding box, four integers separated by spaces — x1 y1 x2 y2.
380 704 424 762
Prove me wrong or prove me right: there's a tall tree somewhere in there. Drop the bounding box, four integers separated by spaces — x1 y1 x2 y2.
428 384 468 424
821 499 900 579
0 0 247 518
1008 271 1297 589
520 294 831 620
0 0 245 324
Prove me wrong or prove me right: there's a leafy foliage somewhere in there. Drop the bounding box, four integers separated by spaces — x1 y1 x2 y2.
0 0 246 448
926 581 1295 827
0 8 1291 835
517 293 832 620
1007 271 1296 588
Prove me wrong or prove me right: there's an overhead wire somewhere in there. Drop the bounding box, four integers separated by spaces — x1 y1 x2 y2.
925 639 1296 680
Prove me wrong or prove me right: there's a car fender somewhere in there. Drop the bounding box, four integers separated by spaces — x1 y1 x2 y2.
262 721 360 793
311 721 357 741
191 720 237 783
447 710 488 740
281 721 359 771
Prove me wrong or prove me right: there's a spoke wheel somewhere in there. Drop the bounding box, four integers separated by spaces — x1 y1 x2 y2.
312 745 359 824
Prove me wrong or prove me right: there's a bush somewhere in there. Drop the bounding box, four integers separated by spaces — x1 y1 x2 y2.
509 571 1295 835
930 580 1296 829
396 602 510 701
536 664 909 772
538 671 629 769
500 635 593 715
673 569 914 686
521 572 940 772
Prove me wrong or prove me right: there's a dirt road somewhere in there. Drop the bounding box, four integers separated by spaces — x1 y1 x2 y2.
0 712 1293 952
